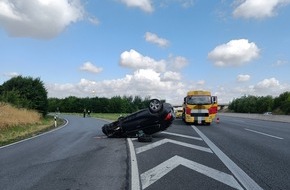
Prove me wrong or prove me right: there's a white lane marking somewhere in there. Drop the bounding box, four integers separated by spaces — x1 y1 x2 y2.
161 131 203 141
141 155 243 190
0 119 69 149
135 138 212 154
192 125 263 190
245 128 284 140
127 138 141 190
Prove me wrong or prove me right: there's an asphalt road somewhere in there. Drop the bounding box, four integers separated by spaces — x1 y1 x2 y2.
0 115 128 190
130 116 290 190
198 115 290 190
1 114 289 190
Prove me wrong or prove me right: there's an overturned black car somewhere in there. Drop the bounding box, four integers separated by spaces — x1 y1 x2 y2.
102 99 175 142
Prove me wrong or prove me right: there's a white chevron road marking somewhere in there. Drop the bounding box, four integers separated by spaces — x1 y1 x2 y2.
135 138 213 154
161 131 203 140
141 155 243 190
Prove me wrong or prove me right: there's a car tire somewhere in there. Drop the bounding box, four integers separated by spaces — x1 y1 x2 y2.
138 135 152 142
149 99 163 113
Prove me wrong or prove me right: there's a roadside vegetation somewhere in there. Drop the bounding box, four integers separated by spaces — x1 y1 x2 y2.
0 102 62 146
0 76 62 146
90 113 127 121
48 95 154 114
228 92 290 115
0 76 48 116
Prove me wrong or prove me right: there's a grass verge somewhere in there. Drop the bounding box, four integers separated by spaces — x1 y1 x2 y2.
0 116 65 147
0 109 122 147
90 113 127 121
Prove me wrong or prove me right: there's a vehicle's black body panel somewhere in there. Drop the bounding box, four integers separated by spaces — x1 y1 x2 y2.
102 99 174 138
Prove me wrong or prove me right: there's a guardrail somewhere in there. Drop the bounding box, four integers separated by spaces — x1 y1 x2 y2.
218 113 290 123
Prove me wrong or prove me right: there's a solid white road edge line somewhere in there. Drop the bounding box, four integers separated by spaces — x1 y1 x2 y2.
127 138 140 190
191 125 263 190
0 119 69 150
245 128 284 140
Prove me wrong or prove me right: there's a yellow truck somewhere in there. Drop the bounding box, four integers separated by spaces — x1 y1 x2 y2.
182 90 218 125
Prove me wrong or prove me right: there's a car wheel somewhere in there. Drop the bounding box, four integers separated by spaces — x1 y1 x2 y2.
149 99 163 113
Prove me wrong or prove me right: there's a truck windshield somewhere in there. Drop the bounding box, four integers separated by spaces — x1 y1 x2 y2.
187 96 211 105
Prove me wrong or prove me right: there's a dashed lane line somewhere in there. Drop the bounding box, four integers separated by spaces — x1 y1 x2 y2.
192 125 263 190
245 128 284 140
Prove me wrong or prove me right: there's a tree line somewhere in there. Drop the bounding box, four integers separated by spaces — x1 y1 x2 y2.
48 95 153 114
228 92 290 115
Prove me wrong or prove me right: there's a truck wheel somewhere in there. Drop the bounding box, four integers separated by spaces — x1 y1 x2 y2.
149 99 163 113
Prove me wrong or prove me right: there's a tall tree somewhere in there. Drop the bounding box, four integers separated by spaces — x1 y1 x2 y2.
1 76 48 116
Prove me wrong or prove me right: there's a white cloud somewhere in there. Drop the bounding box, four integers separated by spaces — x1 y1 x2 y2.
162 71 181 81
255 77 281 89
197 80 206 86
208 39 260 67
180 0 195 8
46 49 202 105
237 74 250 82
225 77 289 100
168 55 188 70
250 77 290 97
233 0 290 19
46 68 186 104
80 62 103 74
159 0 194 8
0 0 84 39
272 59 288 67
3 72 20 78
46 83 82 98
119 49 166 72
144 32 169 47
119 0 153 12
46 75 290 105
88 16 100 26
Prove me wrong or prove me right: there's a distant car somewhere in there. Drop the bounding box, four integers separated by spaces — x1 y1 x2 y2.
102 99 175 142
263 112 272 115
175 109 183 118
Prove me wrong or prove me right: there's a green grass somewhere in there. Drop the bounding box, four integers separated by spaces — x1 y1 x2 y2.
90 113 128 121
0 116 65 147
64 112 128 121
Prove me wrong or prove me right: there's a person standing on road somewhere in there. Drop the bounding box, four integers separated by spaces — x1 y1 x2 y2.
83 108 86 118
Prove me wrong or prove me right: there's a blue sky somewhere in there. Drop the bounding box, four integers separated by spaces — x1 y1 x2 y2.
1 0 290 105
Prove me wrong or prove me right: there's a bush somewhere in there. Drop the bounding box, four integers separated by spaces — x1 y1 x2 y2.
0 76 48 116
